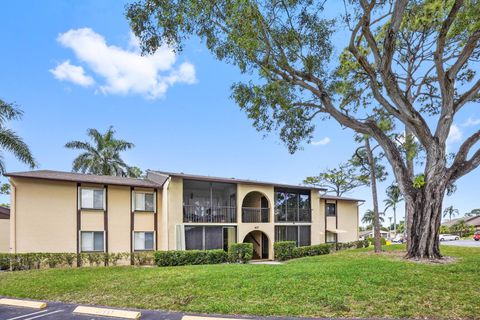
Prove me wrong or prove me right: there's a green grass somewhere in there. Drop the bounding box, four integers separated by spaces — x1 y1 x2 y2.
0 245 479 319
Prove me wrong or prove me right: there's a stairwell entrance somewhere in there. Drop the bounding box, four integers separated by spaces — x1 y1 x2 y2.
243 230 269 260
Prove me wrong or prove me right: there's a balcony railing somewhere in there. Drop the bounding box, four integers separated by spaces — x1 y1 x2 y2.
183 205 237 223
274 207 312 222
242 207 270 223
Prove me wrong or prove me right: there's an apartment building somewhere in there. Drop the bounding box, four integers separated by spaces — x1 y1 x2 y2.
5 170 362 259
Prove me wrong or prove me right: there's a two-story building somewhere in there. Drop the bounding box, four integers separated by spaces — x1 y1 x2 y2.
5 170 362 259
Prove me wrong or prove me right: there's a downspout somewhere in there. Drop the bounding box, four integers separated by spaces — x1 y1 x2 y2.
9 179 16 253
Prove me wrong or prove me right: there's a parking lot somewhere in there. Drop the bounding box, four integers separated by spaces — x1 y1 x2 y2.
0 300 184 320
441 239 480 247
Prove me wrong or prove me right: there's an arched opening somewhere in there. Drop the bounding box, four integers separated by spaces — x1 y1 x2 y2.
241 191 270 223
243 230 269 260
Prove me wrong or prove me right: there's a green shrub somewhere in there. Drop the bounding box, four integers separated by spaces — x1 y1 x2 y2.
154 249 228 267
297 244 333 257
228 243 253 263
367 237 387 246
274 241 297 261
0 254 10 270
132 252 155 266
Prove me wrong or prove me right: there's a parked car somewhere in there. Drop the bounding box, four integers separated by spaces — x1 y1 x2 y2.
439 234 459 241
391 234 405 243
474 231 480 241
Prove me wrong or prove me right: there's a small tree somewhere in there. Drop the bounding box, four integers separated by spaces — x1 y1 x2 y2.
351 135 387 253
443 206 459 222
362 209 385 226
304 162 364 196
384 184 404 234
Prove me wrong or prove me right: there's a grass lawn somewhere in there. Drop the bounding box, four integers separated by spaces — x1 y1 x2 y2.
0 245 478 319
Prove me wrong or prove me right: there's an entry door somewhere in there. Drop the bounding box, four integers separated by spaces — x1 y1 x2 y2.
261 233 269 259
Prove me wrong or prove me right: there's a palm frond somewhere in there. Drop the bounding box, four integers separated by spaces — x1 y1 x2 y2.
0 128 36 171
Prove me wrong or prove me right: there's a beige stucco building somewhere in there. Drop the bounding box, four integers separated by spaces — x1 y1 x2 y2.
5 170 362 259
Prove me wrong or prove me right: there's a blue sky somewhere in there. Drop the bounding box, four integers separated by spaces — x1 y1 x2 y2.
1 0 479 226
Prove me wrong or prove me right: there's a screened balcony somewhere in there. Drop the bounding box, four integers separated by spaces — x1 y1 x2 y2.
183 179 237 223
274 189 312 222
241 191 270 223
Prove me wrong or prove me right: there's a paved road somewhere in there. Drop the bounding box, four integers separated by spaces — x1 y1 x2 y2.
0 298 365 320
440 239 480 247
0 300 184 320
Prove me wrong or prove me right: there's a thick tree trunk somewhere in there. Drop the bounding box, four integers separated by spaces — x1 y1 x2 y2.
365 138 382 252
405 182 445 260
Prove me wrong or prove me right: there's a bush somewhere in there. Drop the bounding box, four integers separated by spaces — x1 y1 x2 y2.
274 241 297 261
228 243 253 263
154 249 228 267
132 252 154 266
295 244 332 258
367 237 387 245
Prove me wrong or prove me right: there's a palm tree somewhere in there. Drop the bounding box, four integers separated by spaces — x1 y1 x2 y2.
384 184 403 233
443 205 459 222
0 99 36 173
362 209 385 226
65 126 138 177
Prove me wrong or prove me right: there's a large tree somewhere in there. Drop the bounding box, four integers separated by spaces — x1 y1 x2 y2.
0 99 36 173
126 1 480 259
65 127 140 177
304 162 364 196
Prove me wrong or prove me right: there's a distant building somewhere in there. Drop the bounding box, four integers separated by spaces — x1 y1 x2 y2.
359 229 390 240
442 216 480 231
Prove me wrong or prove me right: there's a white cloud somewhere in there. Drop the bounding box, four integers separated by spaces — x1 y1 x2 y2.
447 124 463 145
52 28 196 99
311 137 331 146
50 60 95 87
462 117 480 127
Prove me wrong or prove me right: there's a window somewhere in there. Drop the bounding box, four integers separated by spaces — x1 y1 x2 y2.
81 231 104 252
134 232 155 251
80 188 104 210
326 203 336 216
274 226 311 247
135 192 155 211
274 189 311 222
185 226 237 250
326 231 337 243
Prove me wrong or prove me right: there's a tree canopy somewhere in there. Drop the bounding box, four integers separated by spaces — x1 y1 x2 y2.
65 127 140 177
304 162 364 196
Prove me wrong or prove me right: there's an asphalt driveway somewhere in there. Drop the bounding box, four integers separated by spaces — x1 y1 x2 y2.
440 239 480 247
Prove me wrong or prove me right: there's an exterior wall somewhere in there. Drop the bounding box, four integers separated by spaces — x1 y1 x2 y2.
313 194 325 245
10 178 77 253
336 200 359 242
9 178 160 254
167 177 183 250
108 186 131 253
0 218 9 252
321 198 359 243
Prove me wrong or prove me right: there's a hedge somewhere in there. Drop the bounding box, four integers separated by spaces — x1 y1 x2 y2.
154 249 228 266
274 240 370 261
228 243 253 263
0 252 152 271
367 237 387 245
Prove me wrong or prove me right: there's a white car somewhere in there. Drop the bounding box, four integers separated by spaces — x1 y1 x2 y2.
439 234 459 241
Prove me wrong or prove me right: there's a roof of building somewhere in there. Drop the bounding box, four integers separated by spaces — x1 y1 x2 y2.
320 194 365 202
442 215 480 227
151 170 326 191
6 169 332 192
6 170 161 188
0 206 9 219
